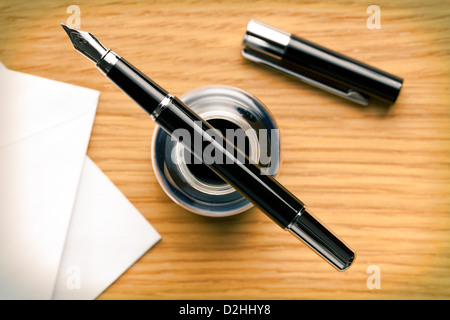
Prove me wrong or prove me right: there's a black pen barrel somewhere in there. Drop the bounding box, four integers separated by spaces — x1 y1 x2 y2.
104 55 355 271
106 58 303 226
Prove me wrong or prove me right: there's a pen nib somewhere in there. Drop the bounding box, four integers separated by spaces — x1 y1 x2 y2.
61 24 108 64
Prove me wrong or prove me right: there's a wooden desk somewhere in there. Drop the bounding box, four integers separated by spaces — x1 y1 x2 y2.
1 0 449 299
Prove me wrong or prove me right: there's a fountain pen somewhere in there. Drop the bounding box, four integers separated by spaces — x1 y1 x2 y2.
61 24 355 271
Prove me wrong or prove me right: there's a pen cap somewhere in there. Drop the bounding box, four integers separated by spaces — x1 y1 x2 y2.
242 19 403 105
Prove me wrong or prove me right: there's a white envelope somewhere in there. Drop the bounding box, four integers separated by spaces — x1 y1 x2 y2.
0 64 161 299
0 66 99 299
52 156 160 300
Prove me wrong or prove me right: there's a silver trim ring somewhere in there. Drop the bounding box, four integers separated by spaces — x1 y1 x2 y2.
151 94 174 120
96 50 120 75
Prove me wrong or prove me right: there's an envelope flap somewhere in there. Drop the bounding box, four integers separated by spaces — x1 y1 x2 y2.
0 68 99 148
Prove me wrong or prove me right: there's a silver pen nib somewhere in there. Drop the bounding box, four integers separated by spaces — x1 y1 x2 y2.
61 24 108 63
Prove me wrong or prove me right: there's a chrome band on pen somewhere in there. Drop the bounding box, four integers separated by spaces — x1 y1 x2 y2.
244 19 290 59
151 94 174 120
96 50 120 75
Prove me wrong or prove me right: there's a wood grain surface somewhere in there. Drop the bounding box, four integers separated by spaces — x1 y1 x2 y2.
1 0 449 299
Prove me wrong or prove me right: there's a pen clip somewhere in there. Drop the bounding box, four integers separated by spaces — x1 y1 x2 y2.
242 49 369 106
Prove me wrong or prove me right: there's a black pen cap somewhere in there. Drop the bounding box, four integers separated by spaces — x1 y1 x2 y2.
242 19 403 105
